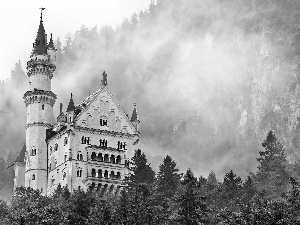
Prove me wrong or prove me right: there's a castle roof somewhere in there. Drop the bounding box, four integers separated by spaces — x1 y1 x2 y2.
131 103 139 122
33 14 47 55
66 93 75 112
48 33 55 49
7 144 26 168
15 144 26 162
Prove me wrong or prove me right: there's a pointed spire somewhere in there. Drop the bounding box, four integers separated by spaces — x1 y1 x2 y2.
33 8 47 55
67 93 75 112
48 33 55 49
101 71 108 86
131 103 139 122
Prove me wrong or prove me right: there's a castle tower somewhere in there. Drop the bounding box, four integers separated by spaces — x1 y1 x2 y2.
23 9 56 192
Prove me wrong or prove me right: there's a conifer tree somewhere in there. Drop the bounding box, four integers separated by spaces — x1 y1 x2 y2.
176 169 209 224
255 130 289 195
241 175 256 203
156 155 181 199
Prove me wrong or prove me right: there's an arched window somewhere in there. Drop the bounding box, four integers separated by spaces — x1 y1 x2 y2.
32 174 35 180
98 169 102 178
118 141 127 150
97 183 102 192
104 154 109 162
104 170 108 179
116 155 121 164
91 152 96 161
97 153 103 162
117 172 121 180
77 170 82 177
42 104 44 110
77 153 83 161
54 143 58 152
110 155 115 164
91 169 96 177
110 171 115 179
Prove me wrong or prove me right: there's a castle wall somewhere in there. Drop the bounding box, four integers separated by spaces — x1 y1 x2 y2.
14 162 25 190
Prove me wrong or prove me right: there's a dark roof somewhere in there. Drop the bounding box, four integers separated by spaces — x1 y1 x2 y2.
67 93 75 112
33 18 47 55
48 33 55 49
131 103 139 122
15 144 26 163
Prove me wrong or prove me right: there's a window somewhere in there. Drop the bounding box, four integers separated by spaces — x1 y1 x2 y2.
31 148 36 156
49 146 52 155
91 168 96 177
77 170 82 177
54 143 58 152
100 119 108 126
32 174 35 180
64 154 67 162
77 153 83 161
99 139 107 148
81 136 90 145
64 137 68 145
118 141 127 150
91 152 97 161
42 104 44 110
63 172 66 180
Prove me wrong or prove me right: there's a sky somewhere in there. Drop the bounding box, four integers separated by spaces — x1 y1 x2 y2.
0 0 150 81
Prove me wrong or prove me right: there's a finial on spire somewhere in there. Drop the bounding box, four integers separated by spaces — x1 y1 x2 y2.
39 7 45 22
102 71 108 86
71 93 73 99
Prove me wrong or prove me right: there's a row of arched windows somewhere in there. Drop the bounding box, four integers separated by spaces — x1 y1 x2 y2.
91 168 121 180
89 183 121 195
90 152 122 164
28 95 50 104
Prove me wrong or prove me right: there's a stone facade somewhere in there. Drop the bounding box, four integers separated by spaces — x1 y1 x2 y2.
13 12 140 195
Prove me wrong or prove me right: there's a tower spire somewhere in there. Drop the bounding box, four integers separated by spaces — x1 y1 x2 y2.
33 7 47 55
67 93 75 112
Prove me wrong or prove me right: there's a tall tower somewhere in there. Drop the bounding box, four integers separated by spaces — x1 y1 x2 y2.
23 9 56 192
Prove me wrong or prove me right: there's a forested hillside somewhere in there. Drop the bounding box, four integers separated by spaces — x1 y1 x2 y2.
2 0 300 195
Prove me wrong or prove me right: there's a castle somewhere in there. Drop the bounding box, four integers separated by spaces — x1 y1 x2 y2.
11 10 140 195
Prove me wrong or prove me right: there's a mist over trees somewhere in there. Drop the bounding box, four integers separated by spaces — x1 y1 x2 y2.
2 0 300 209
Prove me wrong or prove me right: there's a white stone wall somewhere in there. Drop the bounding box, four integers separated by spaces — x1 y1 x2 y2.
27 102 54 124
14 162 25 190
29 73 51 91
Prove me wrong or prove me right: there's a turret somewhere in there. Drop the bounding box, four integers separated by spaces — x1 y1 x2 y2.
67 93 75 123
23 8 56 192
131 103 140 132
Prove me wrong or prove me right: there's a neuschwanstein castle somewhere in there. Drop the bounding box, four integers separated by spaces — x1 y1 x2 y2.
11 10 140 195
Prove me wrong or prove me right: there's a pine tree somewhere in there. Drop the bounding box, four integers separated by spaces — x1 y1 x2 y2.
128 149 156 187
176 169 209 224
156 155 181 199
255 130 289 195
241 175 256 203
222 170 242 200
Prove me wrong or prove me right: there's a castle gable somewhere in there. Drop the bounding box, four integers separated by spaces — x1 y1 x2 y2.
74 87 137 135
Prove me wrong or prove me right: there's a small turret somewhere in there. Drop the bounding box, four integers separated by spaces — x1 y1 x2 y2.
101 71 108 86
67 93 75 123
131 103 140 132
57 103 66 125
